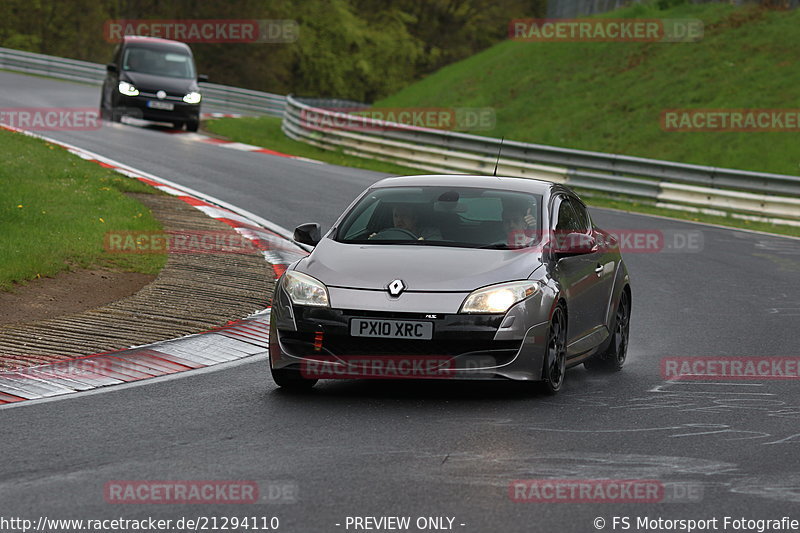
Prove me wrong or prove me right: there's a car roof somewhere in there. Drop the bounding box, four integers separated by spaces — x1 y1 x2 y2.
370 174 563 195
122 35 191 50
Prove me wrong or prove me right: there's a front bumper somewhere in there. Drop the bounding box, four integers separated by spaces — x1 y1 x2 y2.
269 285 550 381
115 94 200 123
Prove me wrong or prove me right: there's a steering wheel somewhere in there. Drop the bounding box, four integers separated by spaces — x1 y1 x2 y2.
368 227 419 240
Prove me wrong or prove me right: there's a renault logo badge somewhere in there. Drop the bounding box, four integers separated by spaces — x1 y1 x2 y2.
387 279 406 297
156 90 167 100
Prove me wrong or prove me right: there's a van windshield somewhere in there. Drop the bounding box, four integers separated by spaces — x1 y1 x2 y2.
122 46 196 79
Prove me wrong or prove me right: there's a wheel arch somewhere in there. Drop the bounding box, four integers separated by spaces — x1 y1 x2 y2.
604 260 631 328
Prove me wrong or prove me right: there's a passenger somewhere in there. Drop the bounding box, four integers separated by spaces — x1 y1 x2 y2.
502 204 537 247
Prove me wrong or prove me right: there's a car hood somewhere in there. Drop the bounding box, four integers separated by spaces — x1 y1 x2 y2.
297 238 543 292
122 72 197 93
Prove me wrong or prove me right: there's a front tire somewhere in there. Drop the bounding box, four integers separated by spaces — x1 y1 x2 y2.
540 305 567 395
99 95 109 121
271 366 318 390
186 118 199 132
110 106 122 123
585 290 630 372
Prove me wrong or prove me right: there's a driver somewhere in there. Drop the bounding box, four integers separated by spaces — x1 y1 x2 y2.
392 205 442 240
126 52 143 72
370 205 442 240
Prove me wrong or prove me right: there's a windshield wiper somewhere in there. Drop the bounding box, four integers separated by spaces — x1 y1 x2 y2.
475 242 512 249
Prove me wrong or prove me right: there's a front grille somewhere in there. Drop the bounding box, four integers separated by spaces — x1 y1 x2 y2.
138 91 185 102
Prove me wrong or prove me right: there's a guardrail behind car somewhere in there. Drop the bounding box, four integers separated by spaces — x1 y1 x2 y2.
282 95 800 227
3 46 799 225
0 46 286 117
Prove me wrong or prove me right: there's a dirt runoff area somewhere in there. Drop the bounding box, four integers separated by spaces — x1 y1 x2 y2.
0 270 155 325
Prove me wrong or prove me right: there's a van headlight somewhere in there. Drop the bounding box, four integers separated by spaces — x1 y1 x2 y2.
460 281 539 314
282 271 329 307
183 91 202 104
118 81 139 96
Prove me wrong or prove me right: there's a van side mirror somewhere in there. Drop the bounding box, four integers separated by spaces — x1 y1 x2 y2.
106 63 118 73
197 74 209 83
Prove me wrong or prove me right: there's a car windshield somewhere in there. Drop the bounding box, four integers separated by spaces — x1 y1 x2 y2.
122 46 196 79
336 186 543 249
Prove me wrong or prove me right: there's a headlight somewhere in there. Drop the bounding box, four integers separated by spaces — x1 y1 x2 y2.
282 271 329 307
118 81 139 96
460 281 539 314
183 91 202 104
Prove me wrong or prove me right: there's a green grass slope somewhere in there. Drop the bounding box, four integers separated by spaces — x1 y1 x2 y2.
376 3 800 176
0 129 166 290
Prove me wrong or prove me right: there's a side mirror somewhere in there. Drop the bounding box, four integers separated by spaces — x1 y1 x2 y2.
197 74 209 83
553 232 595 259
294 223 322 246
106 63 118 73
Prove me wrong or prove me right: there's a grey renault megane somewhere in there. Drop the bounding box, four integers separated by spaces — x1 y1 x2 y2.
268 175 631 394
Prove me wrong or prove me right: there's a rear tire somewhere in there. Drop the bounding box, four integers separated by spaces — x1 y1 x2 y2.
585 290 630 372
540 305 567 395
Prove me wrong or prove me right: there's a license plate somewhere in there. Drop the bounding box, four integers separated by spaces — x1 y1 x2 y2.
147 100 174 110
350 318 433 340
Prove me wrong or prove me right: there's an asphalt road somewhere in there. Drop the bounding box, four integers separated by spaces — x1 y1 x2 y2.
2 70 800 533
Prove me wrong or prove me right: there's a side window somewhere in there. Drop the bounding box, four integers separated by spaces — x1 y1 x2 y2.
570 199 591 233
554 197 580 233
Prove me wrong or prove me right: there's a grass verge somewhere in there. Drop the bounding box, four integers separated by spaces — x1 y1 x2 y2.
0 128 166 291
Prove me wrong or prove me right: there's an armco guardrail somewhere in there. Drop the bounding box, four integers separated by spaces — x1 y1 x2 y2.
3 46 799 225
283 95 800 226
0 47 285 117
0 47 106 85
199 83 285 117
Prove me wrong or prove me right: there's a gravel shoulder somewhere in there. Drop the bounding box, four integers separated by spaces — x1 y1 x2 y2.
0 193 274 369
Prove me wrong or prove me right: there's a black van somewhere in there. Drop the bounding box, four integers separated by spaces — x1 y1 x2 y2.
100 36 207 131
